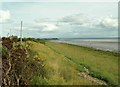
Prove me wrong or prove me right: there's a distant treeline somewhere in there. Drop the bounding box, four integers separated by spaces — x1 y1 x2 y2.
22 38 46 44
41 38 59 40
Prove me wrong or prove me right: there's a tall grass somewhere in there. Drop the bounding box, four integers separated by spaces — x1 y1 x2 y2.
28 41 97 85
46 42 119 85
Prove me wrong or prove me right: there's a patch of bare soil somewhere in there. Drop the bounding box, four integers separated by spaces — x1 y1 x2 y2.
77 67 107 85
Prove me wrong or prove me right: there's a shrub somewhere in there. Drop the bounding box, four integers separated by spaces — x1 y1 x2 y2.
2 37 46 86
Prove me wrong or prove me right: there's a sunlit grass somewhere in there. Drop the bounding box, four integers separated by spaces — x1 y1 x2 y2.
28 41 98 85
46 42 119 85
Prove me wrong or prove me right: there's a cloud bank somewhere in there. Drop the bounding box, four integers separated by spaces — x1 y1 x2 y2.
0 10 11 23
99 16 118 29
1 9 118 38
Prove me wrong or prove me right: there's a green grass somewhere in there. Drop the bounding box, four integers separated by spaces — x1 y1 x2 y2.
46 42 119 85
27 41 101 85
1 37 119 85
24 41 119 85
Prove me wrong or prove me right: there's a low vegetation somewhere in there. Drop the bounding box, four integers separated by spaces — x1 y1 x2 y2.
2 37 46 86
27 41 99 85
46 42 119 85
1 36 119 86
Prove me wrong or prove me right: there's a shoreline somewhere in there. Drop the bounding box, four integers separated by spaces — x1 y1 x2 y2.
50 40 119 54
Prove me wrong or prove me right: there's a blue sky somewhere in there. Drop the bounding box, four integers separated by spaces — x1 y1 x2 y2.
0 2 118 38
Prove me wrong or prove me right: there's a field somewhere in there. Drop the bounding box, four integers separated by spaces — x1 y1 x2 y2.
1 38 119 85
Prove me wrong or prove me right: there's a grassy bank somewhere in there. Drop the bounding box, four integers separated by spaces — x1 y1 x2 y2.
28 41 97 85
46 42 119 85
2 37 119 85
26 40 118 85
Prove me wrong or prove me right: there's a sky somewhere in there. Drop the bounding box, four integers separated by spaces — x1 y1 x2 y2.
0 1 118 38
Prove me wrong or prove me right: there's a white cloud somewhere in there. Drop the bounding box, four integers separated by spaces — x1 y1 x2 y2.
0 10 11 23
99 16 118 29
41 23 58 32
34 19 59 31
61 14 90 25
61 14 118 29
9 13 118 38
61 14 99 28
13 22 58 32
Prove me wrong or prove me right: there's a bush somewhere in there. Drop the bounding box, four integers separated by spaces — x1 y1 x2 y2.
2 37 46 86
2 46 8 59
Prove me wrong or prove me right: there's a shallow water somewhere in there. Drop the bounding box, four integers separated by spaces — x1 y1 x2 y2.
51 38 120 52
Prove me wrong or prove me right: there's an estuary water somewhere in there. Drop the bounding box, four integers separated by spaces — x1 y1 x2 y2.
51 38 120 52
